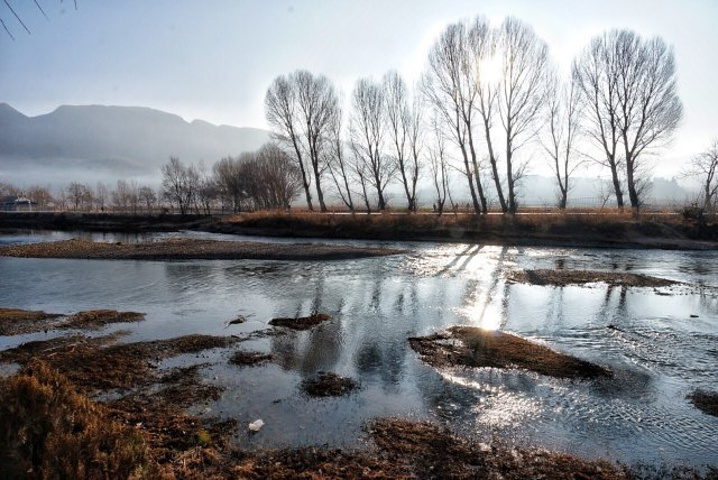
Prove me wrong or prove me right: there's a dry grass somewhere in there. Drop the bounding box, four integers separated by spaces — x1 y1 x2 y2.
508 269 679 288
228 350 274 367
0 361 155 480
0 308 62 336
410 326 612 380
301 372 358 397
0 333 239 392
0 308 145 336
269 313 331 330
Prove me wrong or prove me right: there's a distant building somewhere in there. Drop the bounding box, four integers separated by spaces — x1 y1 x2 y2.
0 195 37 212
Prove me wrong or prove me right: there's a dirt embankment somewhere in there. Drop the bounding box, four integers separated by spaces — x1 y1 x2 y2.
0 238 403 261
3 211 718 250
410 326 612 380
508 269 680 288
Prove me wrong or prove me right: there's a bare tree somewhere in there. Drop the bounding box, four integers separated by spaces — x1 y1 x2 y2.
256 143 302 209
384 71 421 211
66 182 92 211
26 185 53 210
95 182 109 212
427 115 451 213
574 30 682 209
325 99 355 211
470 17 507 212
349 77 395 211
265 74 313 210
496 17 551 213
294 70 338 212
161 156 193 214
542 73 584 209
213 156 248 213
422 20 488 214
138 185 157 212
683 140 718 210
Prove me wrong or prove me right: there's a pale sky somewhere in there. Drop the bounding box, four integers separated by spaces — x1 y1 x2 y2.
1 0 717 176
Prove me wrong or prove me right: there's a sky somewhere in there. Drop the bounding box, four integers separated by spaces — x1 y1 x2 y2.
1 0 717 177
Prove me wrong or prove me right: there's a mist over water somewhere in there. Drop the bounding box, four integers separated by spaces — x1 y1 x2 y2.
1 233 717 466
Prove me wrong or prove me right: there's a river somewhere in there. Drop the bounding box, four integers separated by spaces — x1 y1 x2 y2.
1 230 716 467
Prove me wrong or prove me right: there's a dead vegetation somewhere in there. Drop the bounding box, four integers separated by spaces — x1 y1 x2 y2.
61 309 145 330
229 350 274 367
0 308 145 336
0 361 156 480
0 308 61 335
301 372 358 397
687 390 718 417
409 326 612 380
0 237 403 261
1 361 709 479
508 269 679 287
269 313 331 330
0 333 238 392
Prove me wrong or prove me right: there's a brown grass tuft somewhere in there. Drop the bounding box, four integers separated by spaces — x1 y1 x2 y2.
301 372 358 397
0 308 62 336
269 313 331 330
508 269 679 288
410 326 612 380
0 360 155 479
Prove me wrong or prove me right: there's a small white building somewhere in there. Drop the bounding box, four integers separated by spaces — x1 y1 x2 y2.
0 195 37 212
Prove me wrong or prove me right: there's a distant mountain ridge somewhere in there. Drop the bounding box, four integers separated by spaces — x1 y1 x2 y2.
0 103 270 185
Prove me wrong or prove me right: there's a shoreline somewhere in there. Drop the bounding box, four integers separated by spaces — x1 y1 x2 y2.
2 211 717 250
0 237 403 261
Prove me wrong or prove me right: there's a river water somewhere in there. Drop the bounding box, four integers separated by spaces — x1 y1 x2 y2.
1 231 717 467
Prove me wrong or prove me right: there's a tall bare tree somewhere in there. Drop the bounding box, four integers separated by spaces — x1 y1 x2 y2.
265 75 313 210
213 156 247 213
422 21 487 214
574 30 682 209
325 99 355 211
383 71 421 211
496 17 551 213
161 156 192 214
427 115 451 214
349 77 395 211
265 70 339 212
470 17 507 212
294 71 339 212
542 73 584 209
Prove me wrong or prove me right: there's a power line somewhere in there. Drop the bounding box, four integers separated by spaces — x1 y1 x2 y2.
0 16 15 40
3 0 31 35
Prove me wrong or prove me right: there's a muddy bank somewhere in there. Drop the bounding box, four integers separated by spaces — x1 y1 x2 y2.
508 269 679 287
0 238 403 261
4 211 718 250
269 313 331 330
688 390 718 417
410 326 612 380
0 308 62 336
208 211 718 250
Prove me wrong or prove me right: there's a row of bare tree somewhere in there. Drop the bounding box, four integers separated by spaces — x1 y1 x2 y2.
264 16 684 213
161 143 301 214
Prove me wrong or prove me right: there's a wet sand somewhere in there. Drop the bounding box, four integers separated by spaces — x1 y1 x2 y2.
0 238 404 261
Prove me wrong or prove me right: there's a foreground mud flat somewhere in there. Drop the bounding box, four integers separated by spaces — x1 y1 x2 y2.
0 238 403 261
2 307 716 478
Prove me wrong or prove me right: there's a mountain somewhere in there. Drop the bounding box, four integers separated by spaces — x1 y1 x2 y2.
0 103 269 185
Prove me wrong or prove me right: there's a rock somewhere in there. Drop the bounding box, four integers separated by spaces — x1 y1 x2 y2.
248 419 264 432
